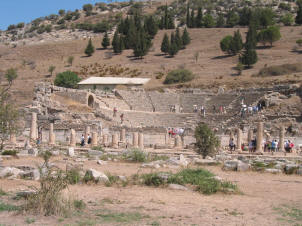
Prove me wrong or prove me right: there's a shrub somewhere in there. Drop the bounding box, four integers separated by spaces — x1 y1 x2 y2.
54 71 81 88
296 39 302 47
164 69 194 84
73 200 86 210
1 150 17 156
141 173 167 186
281 13 294 26
66 168 81 184
194 123 220 159
17 22 25 29
220 35 233 55
257 63 302 77
122 149 147 162
93 21 110 33
48 65 55 76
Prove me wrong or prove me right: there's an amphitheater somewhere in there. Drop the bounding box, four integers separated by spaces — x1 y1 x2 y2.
19 82 302 149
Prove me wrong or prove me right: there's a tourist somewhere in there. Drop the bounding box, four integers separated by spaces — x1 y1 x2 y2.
193 105 198 113
229 138 235 152
201 106 205 117
87 134 91 144
271 140 277 154
168 127 173 138
213 105 216 113
219 106 223 114
223 106 226 114
80 134 85 146
113 107 117 117
248 140 253 153
120 113 124 123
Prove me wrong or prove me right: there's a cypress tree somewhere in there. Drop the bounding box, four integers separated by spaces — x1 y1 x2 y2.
182 27 191 46
245 21 257 49
159 16 165 29
112 31 118 49
133 29 150 58
230 30 243 55
119 35 125 53
85 38 95 56
169 32 178 56
216 14 225 28
196 7 203 28
190 9 196 28
295 0 302 25
161 33 170 54
112 31 121 54
164 4 169 29
175 27 183 49
167 14 175 29
102 32 110 49
239 46 257 68
144 16 158 38
124 20 137 49
186 4 191 28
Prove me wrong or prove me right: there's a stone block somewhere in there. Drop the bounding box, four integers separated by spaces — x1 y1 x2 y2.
67 147 75 157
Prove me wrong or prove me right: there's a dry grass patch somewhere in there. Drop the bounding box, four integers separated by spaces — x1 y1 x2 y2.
256 63 302 77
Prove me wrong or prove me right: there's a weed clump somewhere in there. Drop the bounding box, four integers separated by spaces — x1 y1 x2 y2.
1 150 17 156
122 149 147 162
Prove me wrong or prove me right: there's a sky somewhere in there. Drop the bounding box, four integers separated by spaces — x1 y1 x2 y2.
0 0 112 30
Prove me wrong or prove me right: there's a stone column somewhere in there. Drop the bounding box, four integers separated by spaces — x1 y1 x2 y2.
174 135 182 149
49 123 55 145
30 112 37 141
132 132 138 148
256 122 263 152
138 133 144 149
279 125 285 152
70 129 76 147
112 133 118 148
84 126 90 143
102 134 108 146
120 128 126 142
92 132 98 146
247 128 253 143
10 133 17 144
236 128 242 151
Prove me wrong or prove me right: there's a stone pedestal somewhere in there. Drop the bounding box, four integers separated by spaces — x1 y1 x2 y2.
132 132 138 148
49 123 55 145
120 128 126 142
10 133 17 144
138 133 144 150
30 112 37 141
112 133 118 149
84 126 91 143
247 128 253 143
174 135 182 149
236 128 242 151
256 122 263 153
279 125 285 152
92 132 98 146
70 129 76 147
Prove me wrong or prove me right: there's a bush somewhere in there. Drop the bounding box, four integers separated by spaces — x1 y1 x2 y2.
66 168 81 184
54 71 81 88
17 22 25 29
281 13 294 26
164 69 194 84
257 63 302 77
141 173 167 186
93 21 110 33
122 149 147 162
1 150 17 156
220 35 233 55
194 123 220 159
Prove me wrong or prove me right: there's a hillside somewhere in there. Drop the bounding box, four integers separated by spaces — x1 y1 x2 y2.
0 0 301 106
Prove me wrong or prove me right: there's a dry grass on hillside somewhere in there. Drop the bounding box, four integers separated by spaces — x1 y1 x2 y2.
0 26 301 106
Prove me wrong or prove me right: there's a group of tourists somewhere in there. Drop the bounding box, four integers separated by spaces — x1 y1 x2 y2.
113 107 124 123
193 105 206 117
240 101 265 118
80 134 91 146
229 137 295 153
168 127 185 138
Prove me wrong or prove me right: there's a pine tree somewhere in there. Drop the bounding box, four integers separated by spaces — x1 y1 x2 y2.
182 27 191 46
230 30 243 55
112 31 118 50
175 28 183 49
295 0 302 25
144 16 158 38
245 21 257 49
133 29 151 58
190 9 196 28
168 32 178 56
186 4 191 28
216 14 225 28
161 33 170 54
102 32 110 49
85 38 95 57
196 7 203 28
239 46 258 68
112 31 122 54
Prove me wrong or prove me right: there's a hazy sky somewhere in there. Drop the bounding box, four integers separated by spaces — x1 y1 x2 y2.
0 0 109 30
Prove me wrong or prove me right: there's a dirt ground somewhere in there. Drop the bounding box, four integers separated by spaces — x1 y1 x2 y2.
0 26 301 106
0 155 302 226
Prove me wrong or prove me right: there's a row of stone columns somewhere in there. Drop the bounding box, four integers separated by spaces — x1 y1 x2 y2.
234 122 285 153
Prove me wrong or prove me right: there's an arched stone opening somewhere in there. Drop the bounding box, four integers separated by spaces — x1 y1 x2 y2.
88 95 94 108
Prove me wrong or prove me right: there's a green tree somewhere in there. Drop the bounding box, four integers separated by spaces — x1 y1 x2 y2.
226 10 239 27
54 71 81 88
85 38 95 57
257 29 269 46
230 30 243 55
48 65 56 76
216 14 225 28
196 7 203 28
220 35 233 55
190 9 196 28
161 33 170 54
112 31 119 53
281 13 294 26
186 4 191 28
245 21 257 49
175 28 183 49
144 16 158 38
168 32 178 57
182 28 191 46
203 14 215 28
239 47 257 68
58 9 65 16
295 0 302 25
83 4 93 16
194 123 220 159
239 7 252 26
266 26 281 46
102 32 110 49
258 8 275 28
133 29 151 58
